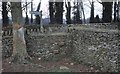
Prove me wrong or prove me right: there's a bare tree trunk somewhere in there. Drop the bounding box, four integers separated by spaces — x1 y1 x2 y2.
25 1 29 25
31 1 33 24
118 1 120 22
102 2 113 23
73 2 82 24
76 2 81 24
65 1 71 24
114 1 117 22
49 1 55 24
55 1 63 24
90 2 94 23
2 2 9 27
81 1 86 23
35 2 41 24
10 2 29 63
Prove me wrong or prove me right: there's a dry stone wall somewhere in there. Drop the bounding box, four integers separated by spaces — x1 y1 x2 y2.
2 27 13 59
70 26 119 72
1 23 119 72
24 25 73 61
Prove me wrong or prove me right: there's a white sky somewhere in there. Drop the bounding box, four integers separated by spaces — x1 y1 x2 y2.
0 0 103 20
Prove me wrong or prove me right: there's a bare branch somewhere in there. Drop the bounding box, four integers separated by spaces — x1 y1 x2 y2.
84 4 91 8
22 2 31 10
88 0 92 6
65 0 68 8
96 0 102 4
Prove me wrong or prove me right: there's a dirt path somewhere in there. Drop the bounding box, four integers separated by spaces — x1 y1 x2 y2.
2 58 99 72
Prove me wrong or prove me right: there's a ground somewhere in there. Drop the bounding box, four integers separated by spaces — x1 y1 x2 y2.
2 57 98 72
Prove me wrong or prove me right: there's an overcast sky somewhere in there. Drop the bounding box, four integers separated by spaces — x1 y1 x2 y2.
0 0 103 20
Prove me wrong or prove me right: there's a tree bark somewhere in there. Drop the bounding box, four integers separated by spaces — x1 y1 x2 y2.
54 1 63 24
73 2 82 24
102 2 113 23
31 1 33 23
2 2 9 27
25 1 29 25
65 2 71 24
35 2 41 24
49 2 55 24
117 1 120 22
114 2 117 22
90 2 94 23
10 2 29 64
76 2 81 24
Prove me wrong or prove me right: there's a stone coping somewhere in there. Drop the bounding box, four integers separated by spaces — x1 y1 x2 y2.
69 27 119 33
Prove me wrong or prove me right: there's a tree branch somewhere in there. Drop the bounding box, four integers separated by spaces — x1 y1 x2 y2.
84 4 91 8
96 0 102 4
88 0 92 6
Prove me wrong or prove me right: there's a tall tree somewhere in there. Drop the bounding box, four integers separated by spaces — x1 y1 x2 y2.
65 0 71 24
2 2 9 27
25 1 29 25
102 2 113 23
97 0 113 23
54 1 64 24
117 1 120 22
35 2 41 24
89 0 94 23
49 0 63 24
114 1 117 22
31 0 33 24
49 0 55 24
80 0 86 23
10 2 29 63
72 1 82 24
